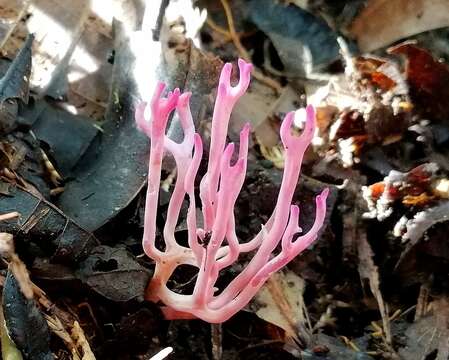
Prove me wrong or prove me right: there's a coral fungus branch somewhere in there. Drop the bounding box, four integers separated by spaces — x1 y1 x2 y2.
136 59 328 323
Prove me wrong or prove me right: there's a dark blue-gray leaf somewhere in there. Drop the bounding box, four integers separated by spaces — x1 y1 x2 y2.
77 245 151 302
0 184 98 264
0 34 33 134
248 0 341 74
56 20 222 231
0 34 33 104
2 270 53 360
55 21 150 231
18 99 99 177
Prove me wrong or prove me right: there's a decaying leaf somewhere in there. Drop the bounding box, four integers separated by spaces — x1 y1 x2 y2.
16 0 90 93
0 232 96 359
232 80 278 148
251 270 307 342
0 33 32 134
77 246 151 302
8 254 33 300
0 183 98 263
2 271 53 360
251 85 305 166
248 0 340 74
363 163 443 221
343 181 393 348
389 42 449 123
395 201 449 244
19 99 99 178
399 297 449 360
393 201 449 272
71 321 96 360
309 43 412 168
54 19 150 231
357 231 392 346
0 33 32 104
0 0 30 48
37 283 96 360
349 0 449 52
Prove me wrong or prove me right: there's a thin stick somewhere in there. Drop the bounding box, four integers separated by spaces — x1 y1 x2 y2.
219 0 282 94
206 17 232 39
0 212 19 222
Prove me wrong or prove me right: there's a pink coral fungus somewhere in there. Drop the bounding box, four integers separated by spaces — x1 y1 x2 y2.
135 59 328 323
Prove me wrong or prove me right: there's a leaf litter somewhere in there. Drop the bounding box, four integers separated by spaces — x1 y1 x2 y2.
1 0 449 358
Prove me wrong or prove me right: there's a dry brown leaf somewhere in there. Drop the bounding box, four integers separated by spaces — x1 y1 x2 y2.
40 291 96 359
343 181 393 346
46 315 81 360
72 321 96 360
0 222 31 302
19 0 91 90
0 0 141 119
364 163 440 221
246 85 303 166
307 45 411 168
0 0 30 49
9 254 33 300
394 201 449 270
349 0 449 52
0 232 14 259
251 270 306 341
357 231 392 345
389 42 449 122
45 316 96 360
233 83 298 149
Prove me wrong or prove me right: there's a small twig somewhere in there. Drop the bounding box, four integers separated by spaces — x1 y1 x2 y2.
340 336 361 352
152 0 171 41
416 284 430 321
206 16 257 41
219 0 248 56
398 305 416 320
77 302 101 335
302 301 313 333
206 17 232 39
238 340 285 354
0 212 19 222
226 329 256 342
219 0 282 94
